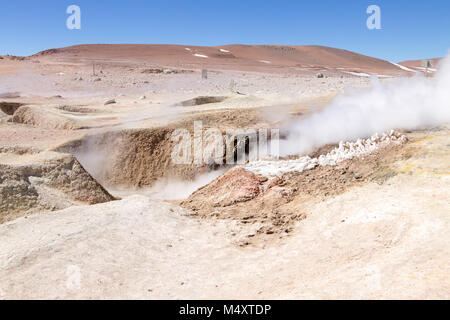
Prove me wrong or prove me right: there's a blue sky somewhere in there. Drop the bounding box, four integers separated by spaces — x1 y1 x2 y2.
1 0 449 61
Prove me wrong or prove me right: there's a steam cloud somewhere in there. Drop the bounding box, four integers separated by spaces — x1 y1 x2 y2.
144 169 226 200
280 52 450 156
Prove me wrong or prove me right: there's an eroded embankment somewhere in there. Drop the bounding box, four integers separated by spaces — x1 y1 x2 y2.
0 147 114 223
56 122 278 190
0 102 24 115
52 105 277 189
56 127 200 187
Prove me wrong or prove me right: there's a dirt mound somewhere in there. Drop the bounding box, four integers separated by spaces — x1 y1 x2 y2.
182 136 410 243
0 148 114 223
176 96 228 107
0 131 448 299
11 105 86 130
57 105 102 114
184 168 268 207
2 55 26 61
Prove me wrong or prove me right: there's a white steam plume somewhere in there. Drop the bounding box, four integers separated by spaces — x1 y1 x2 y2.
280 52 450 156
110 169 226 200
144 170 226 200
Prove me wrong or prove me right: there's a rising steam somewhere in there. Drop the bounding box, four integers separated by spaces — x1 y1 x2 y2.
280 52 450 156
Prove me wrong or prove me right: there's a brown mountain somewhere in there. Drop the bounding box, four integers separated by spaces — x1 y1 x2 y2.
32 44 409 75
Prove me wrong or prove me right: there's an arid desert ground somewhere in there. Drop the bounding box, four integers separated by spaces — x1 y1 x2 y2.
0 45 449 299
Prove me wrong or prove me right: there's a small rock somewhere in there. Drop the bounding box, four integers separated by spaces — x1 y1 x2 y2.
316 73 324 78
104 99 116 105
139 95 146 100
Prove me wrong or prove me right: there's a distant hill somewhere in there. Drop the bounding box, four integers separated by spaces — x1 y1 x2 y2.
32 44 410 75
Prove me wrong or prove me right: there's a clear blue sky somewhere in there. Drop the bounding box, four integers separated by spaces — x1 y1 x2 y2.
1 0 449 61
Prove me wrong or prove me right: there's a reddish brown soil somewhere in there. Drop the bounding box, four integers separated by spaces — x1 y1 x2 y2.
30 44 408 75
